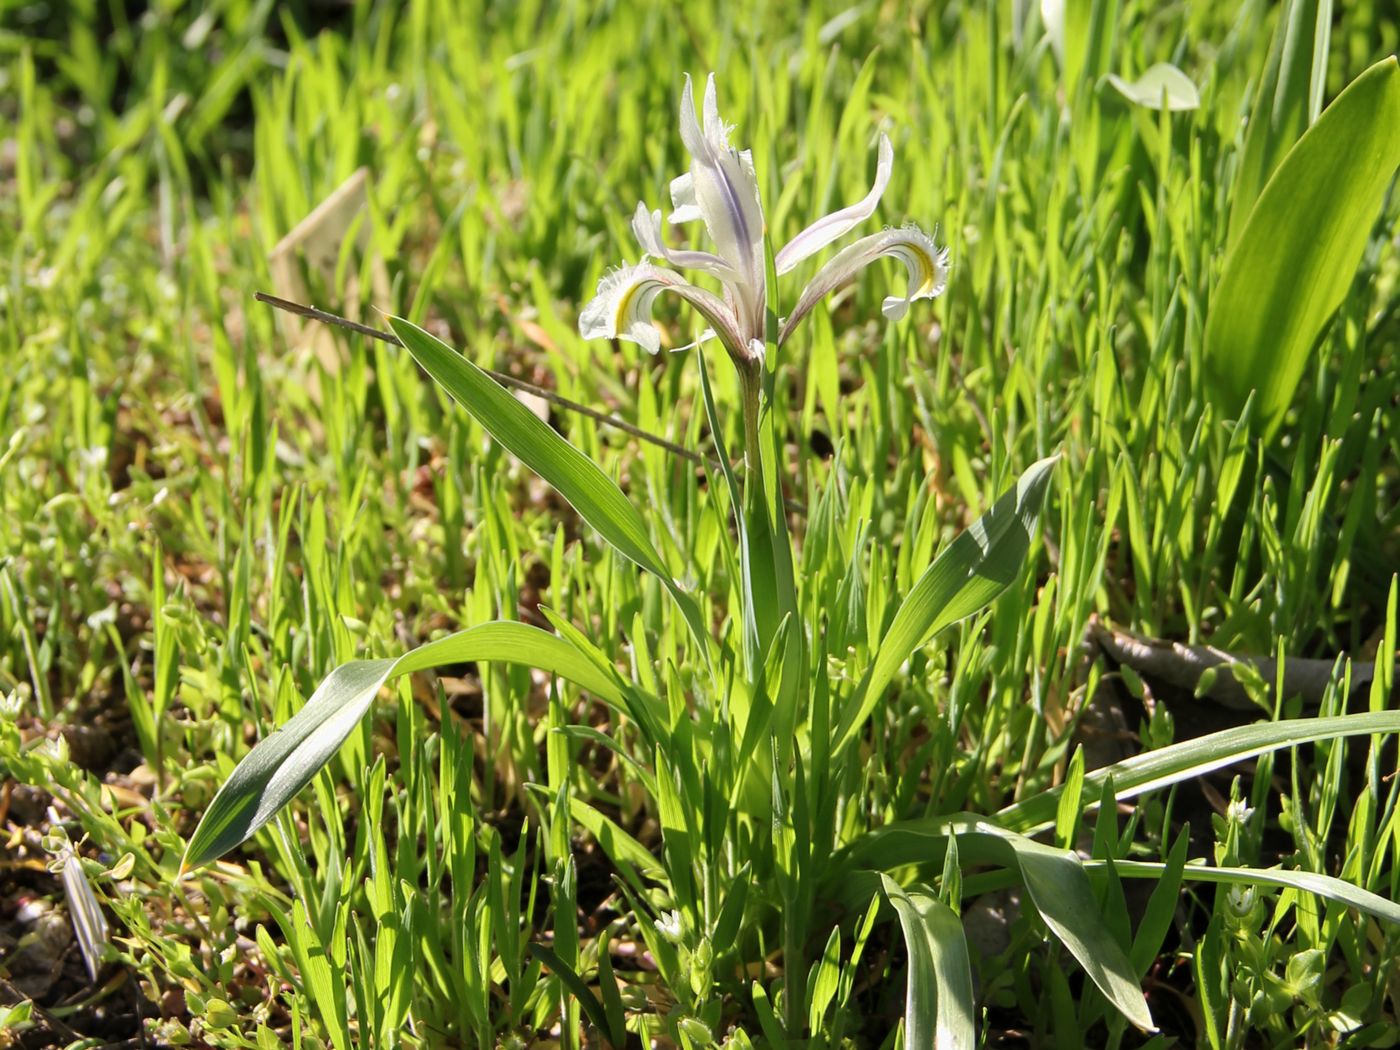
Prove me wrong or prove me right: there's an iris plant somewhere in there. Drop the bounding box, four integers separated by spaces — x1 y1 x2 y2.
579 73 949 458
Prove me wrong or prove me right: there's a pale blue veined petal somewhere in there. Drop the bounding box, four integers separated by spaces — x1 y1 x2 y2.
578 259 748 362
779 224 949 346
584 75 944 362
774 134 894 275
631 203 736 279
679 74 766 339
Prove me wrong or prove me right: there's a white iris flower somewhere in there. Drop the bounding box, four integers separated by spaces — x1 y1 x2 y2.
579 73 950 366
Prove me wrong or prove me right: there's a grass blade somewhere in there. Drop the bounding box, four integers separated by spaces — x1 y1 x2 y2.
879 877 936 1048
1130 829 1190 977
833 456 1058 750
568 798 668 886
529 943 619 1045
60 853 109 983
595 927 629 1046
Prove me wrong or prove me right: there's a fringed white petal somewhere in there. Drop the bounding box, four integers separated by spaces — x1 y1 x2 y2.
579 260 750 363
702 74 737 153
779 224 949 346
631 203 735 279
775 134 894 275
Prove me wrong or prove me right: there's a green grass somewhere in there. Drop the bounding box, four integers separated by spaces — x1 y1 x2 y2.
1 1 1398 1046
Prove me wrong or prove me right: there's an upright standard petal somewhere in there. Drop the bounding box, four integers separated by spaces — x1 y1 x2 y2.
668 173 703 224
779 224 950 346
579 260 751 363
631 203 735 279
679 74 767 338
774 134 894 275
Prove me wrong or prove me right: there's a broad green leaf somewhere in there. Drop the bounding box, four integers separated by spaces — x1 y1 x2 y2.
880 876 976 1050
997 710 1400 834
390 315 664 574
844 814 1400 929
1204 57 1400 434
833 456 1058 750
874 821 1152 1032
1106 63 1200 111
182 622 622 870
388 315 711 653
1097 859 1400 926
1228 0 1333 243
994 829 1154 1031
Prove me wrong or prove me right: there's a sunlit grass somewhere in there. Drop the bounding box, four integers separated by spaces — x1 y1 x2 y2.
1 1 1397 1046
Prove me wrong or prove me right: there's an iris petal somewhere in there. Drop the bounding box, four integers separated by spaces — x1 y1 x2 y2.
679 74 767 339
668 173 702 224
775 134 894 275
631 203 735 279
579 260 750 363
584 76 942 364
779 224 949 346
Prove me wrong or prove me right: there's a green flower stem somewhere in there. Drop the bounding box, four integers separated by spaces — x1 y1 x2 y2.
738 357 763 480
